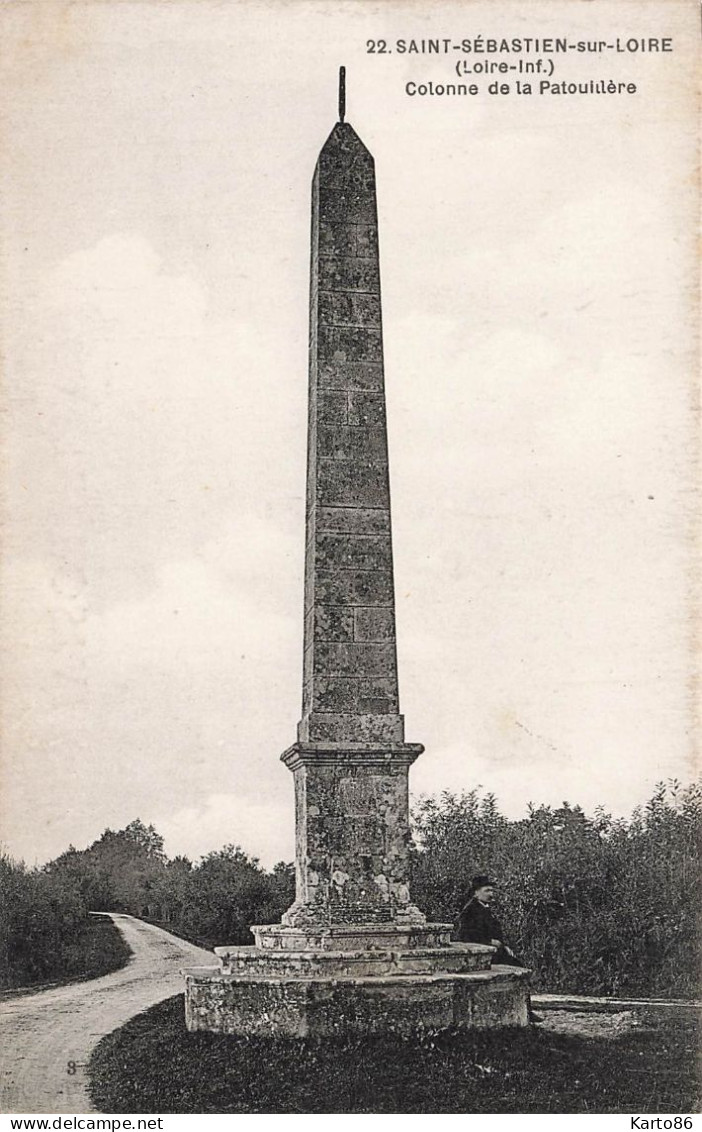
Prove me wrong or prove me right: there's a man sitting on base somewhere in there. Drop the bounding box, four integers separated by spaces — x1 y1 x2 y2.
456 874 543 1024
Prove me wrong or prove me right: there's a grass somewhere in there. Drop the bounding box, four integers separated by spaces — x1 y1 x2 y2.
89 995 700 1114
1 914 131 997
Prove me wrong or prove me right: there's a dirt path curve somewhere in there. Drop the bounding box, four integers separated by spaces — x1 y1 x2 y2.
0 914 213 1115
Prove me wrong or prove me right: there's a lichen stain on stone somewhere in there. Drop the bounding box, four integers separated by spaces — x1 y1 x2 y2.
374 873 389 896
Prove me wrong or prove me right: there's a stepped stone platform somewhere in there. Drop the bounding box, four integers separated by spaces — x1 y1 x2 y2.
183 923 531 1036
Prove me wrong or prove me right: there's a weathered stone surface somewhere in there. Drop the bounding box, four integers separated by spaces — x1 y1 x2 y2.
453 968 532 1028
320 190 374 225
316 390 348 427
252 922 451 951
318 360 384 391
214 941 493 977
354 607 395 642
318 257 379 293
251 922 452 951
312 642 395 678
310 676 400 714
183 966 531 1036
280 748 423 926
319 325 383 363
313 607 354 642
355 225 379 257
318 222 357 257
302 711 403 743
318 146 374 188
317 425 388 463
315 532 391 572
318 292 382 328
317 460 389 509
316 506 390 535
314 568 394 607
348 391 386 427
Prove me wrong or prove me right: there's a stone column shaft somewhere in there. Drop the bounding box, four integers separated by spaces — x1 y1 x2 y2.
300 122 402 749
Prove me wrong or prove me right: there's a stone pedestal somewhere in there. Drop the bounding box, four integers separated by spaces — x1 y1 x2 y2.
184 925 530 1034
280 744 426 928
184 817 530 1035
183 80 531 1035
184 962 530 1037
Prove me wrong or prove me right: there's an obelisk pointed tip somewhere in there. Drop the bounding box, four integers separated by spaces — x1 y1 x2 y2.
338 66 346 123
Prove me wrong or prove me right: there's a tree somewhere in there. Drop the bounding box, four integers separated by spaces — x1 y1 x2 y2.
411 780 701 996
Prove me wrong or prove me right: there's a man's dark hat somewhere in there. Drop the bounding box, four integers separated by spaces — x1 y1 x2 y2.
471 875 497 890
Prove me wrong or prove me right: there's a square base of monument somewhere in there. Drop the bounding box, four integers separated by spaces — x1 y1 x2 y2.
183 965 531 1036
251 921 453 951
212 940 494 978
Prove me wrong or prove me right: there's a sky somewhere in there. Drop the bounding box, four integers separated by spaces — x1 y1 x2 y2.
0 0 698 869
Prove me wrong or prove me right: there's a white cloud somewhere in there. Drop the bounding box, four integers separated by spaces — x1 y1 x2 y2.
82 520 299 673
158 792 293 868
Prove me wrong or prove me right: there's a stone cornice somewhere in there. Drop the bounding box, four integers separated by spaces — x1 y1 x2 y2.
280 741 424 771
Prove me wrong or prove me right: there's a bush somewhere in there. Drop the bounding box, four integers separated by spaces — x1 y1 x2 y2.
0 853 129 989
154 849 294 949
411 780 702 998
5 783 698 999
42 821 295 949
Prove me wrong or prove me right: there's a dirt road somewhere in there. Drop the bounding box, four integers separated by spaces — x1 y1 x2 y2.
0 914 213 1114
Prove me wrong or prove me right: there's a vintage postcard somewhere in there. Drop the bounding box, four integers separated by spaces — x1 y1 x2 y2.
0 0 698 1118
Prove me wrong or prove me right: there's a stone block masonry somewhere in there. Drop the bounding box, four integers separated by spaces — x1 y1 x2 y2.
185 967 530 1037
300 122 403 753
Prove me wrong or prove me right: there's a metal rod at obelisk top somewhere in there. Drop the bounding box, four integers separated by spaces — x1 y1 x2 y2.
338 66 346 122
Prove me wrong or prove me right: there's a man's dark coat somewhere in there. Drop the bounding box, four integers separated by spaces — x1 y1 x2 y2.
455 897 504 945
456 897 526 968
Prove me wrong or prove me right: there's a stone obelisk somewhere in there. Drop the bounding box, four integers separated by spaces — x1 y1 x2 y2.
183 72 530 1034
279 67 425 934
